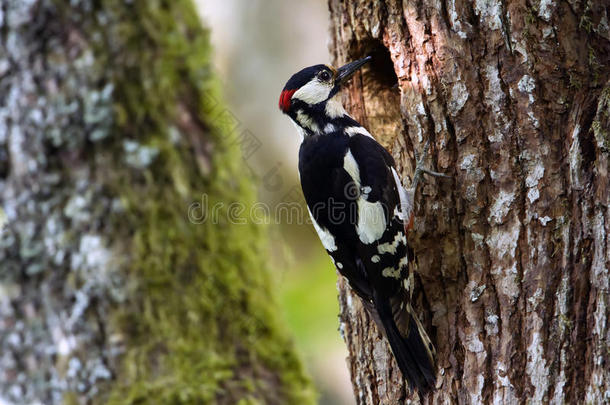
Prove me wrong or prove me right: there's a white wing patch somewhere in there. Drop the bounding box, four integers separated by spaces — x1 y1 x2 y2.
345 147 386 244
293 80 332 104
356 199 386 244
343 150 361 184
377 232 407 254
308 208 337 252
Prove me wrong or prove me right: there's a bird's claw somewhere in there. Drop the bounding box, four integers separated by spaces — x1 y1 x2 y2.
410 139 450 195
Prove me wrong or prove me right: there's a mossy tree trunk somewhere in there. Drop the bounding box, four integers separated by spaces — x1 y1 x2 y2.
328 0 610 403
0 1 314 404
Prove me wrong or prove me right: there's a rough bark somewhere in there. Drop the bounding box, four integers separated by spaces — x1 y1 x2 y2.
328 1 610 403
0 1 315 404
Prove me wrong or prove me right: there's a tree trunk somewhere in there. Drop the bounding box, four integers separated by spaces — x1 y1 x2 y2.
328 1 610 403
0 1 314 404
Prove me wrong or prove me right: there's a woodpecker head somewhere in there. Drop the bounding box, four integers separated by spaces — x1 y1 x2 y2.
279 56 371 137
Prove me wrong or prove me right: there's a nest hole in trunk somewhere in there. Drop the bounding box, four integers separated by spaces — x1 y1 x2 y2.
354 39 402 148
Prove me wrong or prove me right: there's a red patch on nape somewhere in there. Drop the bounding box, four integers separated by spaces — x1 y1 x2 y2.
279 89 296 112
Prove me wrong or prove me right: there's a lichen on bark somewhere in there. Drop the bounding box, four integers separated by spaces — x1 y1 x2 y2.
0 1 314 404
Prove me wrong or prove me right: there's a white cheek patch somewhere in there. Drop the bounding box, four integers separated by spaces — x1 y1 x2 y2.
356 199 386 244
293 80 332 105
308 208 337 252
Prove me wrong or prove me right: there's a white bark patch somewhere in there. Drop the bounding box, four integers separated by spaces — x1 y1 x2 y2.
483 64 509 143
460 153 485 183
308 209 337 252
474 0 502 30
525 163 544 204
526 163 545 188
485 314 499 336
538 216 552 226
526 318 549 403
449 0 468 38
537 0 555 21
487 221 521 300
488 190 515 225
470 283 487 302
448 81 469 115
492 362 516 404
460 154 476 170
467 335 485 353
518 75 536 104
356 199 386 244
471 232 485 248
527 188 539 204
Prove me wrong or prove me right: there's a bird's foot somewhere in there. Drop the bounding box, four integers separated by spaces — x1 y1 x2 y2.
409 139 451 196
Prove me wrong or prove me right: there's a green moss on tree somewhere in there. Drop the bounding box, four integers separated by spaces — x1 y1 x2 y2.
54 0 315 403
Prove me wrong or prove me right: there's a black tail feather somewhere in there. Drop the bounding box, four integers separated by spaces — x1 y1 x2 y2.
376 297 436 394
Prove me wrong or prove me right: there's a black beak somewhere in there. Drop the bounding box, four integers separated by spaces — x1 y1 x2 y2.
336 56 372 85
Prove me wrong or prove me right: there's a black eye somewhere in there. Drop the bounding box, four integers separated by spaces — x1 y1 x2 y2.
319 71 331 81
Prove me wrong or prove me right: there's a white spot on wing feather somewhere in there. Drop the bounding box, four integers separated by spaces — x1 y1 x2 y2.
382 267 401 279
377 233 406 255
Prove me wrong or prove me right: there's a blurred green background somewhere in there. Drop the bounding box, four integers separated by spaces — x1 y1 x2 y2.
195 1 354 403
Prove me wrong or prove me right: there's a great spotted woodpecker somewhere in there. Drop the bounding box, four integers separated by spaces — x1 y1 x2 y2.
279 56 441 393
